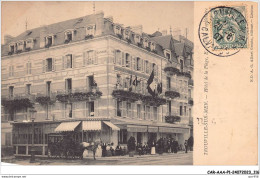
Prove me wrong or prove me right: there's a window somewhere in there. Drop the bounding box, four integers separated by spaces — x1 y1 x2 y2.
127 102 131 118
189 108 192 117
87 75 96 90
119 129 127 144
143 105 146 120
150 42 155 51
167 77 171 90
137 57 141 71
17 41 24 51
65 78 72 94
166 52 171 60
46 81 51 96
25 39 33 49
9 65 14 77
135 34 141 43
88 101 95 116
146 106 150 120
188 89 191 98
114 25 121 35
137 104 141 119
26 62 32 75
180 106 183 116
86 25 95 36
26 84 31 95
46 58 53 72
153 107 157 120
65 31 72 42
124 30 130 39
184 106 187 116
86 50 95 65
9 44 15 53
143 38 148 48
116 74 122 89
180 59 184 72
66 54 73 68
145 61 149 73
125 53 130 68
117 100 122 117
45 36 53 47
168 101 172 115
115 50 122 65
9 86 14 98
65 103 72 118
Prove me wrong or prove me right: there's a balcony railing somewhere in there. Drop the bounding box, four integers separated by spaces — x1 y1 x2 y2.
35 92 57 105
164 62 180 76
188 79 194 86
1 94 35 110
165 88 180 99
56 87 102 102
188 98 193 105
165 115 181 124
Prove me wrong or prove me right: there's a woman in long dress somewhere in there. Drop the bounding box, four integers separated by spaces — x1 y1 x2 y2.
151 141 156 155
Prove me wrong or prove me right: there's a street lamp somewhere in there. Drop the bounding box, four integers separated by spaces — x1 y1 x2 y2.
29 108 37 163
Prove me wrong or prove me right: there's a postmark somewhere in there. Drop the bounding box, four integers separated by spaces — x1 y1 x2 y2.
199 6 248 57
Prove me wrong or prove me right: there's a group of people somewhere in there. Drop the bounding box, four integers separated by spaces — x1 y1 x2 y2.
101 143 127 157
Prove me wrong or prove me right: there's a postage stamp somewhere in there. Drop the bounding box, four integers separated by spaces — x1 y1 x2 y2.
199 6 248 57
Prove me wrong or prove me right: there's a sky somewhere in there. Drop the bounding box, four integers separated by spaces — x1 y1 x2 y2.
1 1 194 44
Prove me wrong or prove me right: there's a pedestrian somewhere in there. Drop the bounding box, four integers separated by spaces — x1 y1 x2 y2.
173 139 178 153
151 141 156 155
170 138 174 153
101 143 107 157
184 140 188 153
188 136 194 151
137 143 142 156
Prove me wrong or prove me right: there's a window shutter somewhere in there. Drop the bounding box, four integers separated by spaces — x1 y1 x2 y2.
130 55 133 69
26 63 29 74
83 52 86 66
113 50 116 64
132 57 136 71
29 62 32 74
86 77 90 91
122 52 125 67
118 51 121 65
62 56 65 70
85 102 89 117
132 103 136 118
72 54 76 68
52 58 55 71
94 51 98 64
122 101 126 117
42 60 46 73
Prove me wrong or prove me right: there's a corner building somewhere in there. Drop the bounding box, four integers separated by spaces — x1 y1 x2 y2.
1 11 193 156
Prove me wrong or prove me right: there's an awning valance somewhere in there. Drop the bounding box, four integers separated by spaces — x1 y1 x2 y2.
55 121 81 132
103 121 120 131
148 126 158 133
82 121 101 131
127 125 147 132
159 127 189 133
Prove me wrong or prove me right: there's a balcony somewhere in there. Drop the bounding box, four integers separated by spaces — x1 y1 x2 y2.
164 62 180 76
188 79 194 86
165 115 181 124
188 98 193 105
189 117 193 126
1 94 35 110
165 88 180 99
56 87 102 103
35 92 57 106
178 68 192 79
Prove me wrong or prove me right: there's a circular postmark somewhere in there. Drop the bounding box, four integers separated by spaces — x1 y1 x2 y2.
199 6 247 57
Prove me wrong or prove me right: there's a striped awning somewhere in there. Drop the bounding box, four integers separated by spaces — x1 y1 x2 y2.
103 121 120 131
82 121 101 131
55 121 81 132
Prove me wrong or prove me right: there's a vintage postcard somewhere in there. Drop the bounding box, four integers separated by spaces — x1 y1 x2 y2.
0 1 258 176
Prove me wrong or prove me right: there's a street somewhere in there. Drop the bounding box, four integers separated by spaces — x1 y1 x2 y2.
2 151 192 165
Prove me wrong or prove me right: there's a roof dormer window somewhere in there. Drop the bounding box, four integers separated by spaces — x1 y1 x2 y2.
124 29 130 39
17 41 25 51
114 25 122 35
150 42 156 51
45 35 53 48
86 24 95 37
25 39 34 50
134 34 141 44
164 49 171 60
8 43 15 55
143 38 149 48
65 31 73 43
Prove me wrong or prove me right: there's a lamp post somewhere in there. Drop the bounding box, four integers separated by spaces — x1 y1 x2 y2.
29 108 37 163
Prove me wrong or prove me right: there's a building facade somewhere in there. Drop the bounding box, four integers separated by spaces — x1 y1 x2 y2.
1 11 193 156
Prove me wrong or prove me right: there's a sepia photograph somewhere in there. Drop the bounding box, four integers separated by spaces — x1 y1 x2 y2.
1 1 194 166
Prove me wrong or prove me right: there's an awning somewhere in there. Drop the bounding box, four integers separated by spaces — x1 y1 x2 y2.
148 126 159 133
127 125 147 132
55 121 81 132
159 127 189 133
103 121 120 131
82 121 101 131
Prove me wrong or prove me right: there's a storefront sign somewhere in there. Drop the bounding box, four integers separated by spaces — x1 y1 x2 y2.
127 125 147 132
159 127 189 133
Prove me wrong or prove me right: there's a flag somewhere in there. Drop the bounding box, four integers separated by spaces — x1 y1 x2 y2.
129 75 133 91
133 76 138 86
147 69 155 97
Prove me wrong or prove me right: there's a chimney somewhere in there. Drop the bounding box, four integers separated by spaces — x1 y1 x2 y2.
95 11 104 36
130 25 143 34
162 30 167 36
4 35 14 45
